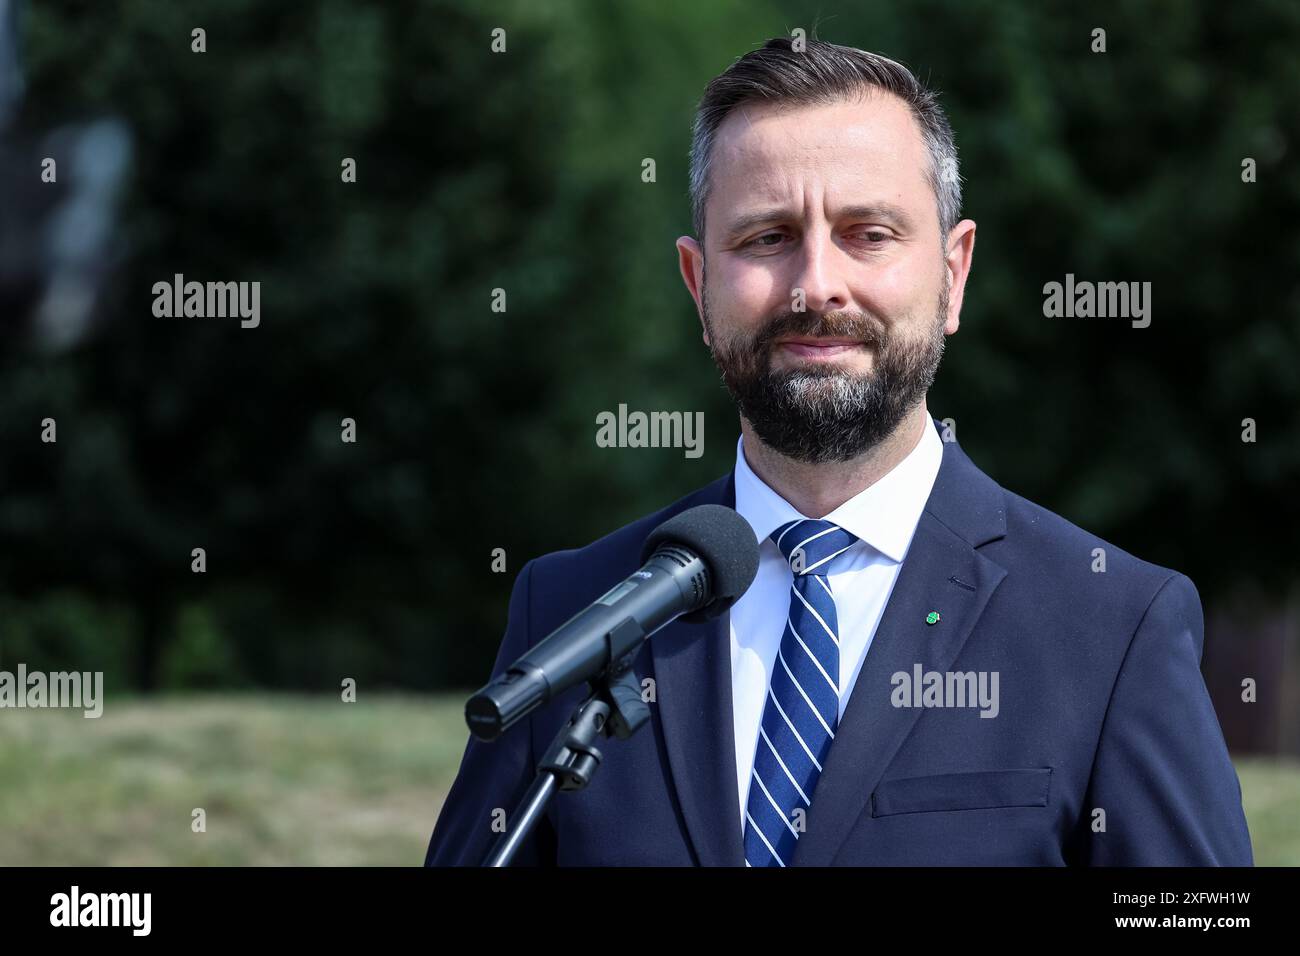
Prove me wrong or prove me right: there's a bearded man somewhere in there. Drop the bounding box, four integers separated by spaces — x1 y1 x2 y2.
426 38 1252 867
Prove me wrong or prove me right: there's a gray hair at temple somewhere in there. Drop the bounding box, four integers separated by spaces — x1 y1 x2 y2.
687 37 962 245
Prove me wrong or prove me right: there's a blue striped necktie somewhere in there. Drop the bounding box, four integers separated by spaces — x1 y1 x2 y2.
744 517 859 867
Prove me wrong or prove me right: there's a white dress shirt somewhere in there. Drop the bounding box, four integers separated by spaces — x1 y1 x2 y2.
729 418 944 834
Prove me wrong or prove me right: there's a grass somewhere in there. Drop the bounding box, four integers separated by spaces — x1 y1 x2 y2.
0 694 1296 865
0 693 469 866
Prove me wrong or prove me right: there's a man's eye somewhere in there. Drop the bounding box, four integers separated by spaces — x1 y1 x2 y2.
744 230 891 249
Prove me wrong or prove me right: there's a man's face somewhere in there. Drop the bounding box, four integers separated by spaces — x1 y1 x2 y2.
677 91 974 463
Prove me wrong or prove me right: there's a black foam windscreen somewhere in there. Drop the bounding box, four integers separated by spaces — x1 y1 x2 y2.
641 504 760 614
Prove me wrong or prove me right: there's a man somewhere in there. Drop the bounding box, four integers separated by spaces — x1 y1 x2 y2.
425 38 1252 866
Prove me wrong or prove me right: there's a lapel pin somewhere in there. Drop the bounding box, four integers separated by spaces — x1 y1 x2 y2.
925 611 941 625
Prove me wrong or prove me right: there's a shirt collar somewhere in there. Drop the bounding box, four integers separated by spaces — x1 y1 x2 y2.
733 417 943 564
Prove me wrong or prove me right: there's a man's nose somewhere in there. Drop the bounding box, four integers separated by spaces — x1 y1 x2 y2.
789 229 850 315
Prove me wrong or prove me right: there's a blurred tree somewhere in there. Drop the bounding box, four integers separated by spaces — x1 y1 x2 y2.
1 0 1296 691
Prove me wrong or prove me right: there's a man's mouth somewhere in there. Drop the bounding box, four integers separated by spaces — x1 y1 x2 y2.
775 337 866 359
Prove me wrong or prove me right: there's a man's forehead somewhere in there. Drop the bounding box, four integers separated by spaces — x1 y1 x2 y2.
714 91 923 161
708 93 932 234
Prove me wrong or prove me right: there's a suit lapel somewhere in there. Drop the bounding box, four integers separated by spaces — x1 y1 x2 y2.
647 471 748 866
791 423 1009 866
648 607 746 866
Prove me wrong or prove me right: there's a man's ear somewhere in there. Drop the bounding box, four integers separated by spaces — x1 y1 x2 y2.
942 219 976 335
676 235 709 345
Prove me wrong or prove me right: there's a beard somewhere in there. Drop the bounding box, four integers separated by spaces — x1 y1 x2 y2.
703 282 948 464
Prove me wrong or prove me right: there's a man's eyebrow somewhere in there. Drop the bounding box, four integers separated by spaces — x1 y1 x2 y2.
721 202 916 242
837 203 916 230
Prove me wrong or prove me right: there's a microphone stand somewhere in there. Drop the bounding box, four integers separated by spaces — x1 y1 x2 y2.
483 618 652 866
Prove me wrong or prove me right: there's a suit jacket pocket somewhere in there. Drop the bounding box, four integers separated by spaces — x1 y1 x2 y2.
870 768 1053 817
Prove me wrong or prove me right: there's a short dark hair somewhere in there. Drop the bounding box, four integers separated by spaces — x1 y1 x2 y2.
688 37 961 243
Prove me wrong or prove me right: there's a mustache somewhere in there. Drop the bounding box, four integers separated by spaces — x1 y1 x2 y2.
747 310 886 355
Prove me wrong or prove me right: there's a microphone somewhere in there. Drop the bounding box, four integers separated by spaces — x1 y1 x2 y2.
465 504 759 741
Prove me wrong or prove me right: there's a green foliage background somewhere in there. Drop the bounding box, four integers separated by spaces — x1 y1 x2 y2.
4 0 1298 693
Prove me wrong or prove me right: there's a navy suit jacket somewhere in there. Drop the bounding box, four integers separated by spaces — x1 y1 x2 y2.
425 417 1253 866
